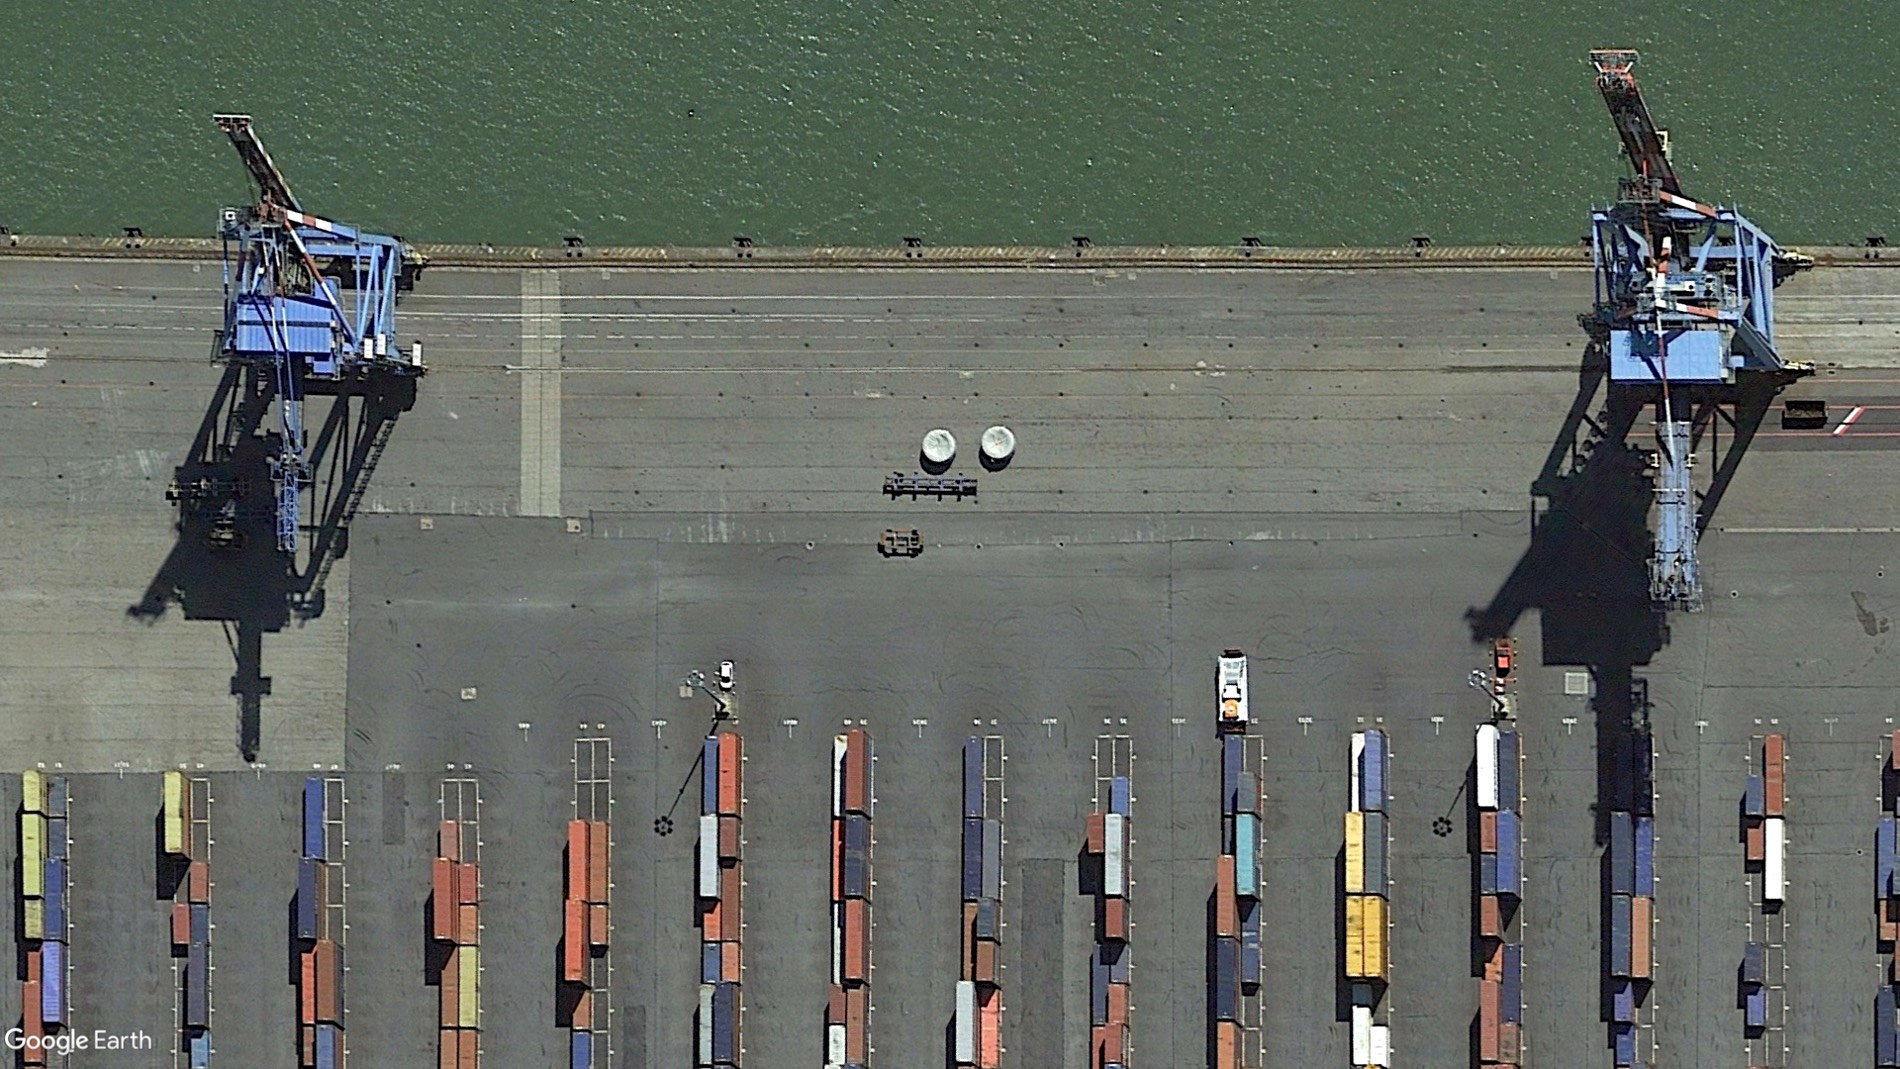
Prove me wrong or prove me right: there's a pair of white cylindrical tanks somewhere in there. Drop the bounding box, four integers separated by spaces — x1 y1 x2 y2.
922 426 1015 467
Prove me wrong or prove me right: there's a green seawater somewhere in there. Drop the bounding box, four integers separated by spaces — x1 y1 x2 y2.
3 2 1895 247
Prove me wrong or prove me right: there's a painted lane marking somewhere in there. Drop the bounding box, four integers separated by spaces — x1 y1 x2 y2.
1834 405 1867 436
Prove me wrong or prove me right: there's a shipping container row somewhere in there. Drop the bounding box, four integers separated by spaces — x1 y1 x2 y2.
1343 810 1387 900
1606 892 1654 980
439 1027 481 1069
1477 941 1524 1064
1349 1004 1392 1067
701 733 744 1068
1085 785 1130 1069
828 731 872 1069
20 772 70 1057
163 769 200 860
1474 724 1522 813
825 984 869 1067
699 981 742 1068
1343 894 1390 982
953 979 1002 1069
1220 736 1258 819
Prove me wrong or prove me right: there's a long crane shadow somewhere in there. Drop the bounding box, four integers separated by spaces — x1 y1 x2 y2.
128 343 417 761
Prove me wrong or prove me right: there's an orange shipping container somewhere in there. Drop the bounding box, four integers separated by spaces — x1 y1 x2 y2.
432 857 456 940
843 897 869 982
1215 856 1238 937
458 1030 476 1069
25 948 40 983
188 859 211 904
439 820 461 862
458 904 480 946
1479 978 1502 1061
1480 810 1499 853
1087 813 1105 854
1106 980 1128 1027
827 984 847 1026
440 948 460 1025
1500 1020 1521 1063
717 733 744 816
566 820 588 900
457 862 479 905
1745 817 1765 862
1215 1019 1242 1069
1098 1021 1126 1063
1483 939 1504 982
1480 894 1502 939
703 896 722 938
978 987 1002 1068
588 902 608 948
301 1024 316 1068
587 820 610 903
437 1028 457 1069
720 866 742 941
313 939 342 1024
973 938 997 984
563 900 585 982
1632 895 1653 978
572 989 593 1031
718 814 740 864
300 949 317 1025
1104 896 1128 942
843 730 871 813
721 940 742 982
172 901 190 947
22 979 40 1037
845 985 869 1062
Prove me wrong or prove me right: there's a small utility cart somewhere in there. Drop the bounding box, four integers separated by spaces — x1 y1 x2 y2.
878 528 923 557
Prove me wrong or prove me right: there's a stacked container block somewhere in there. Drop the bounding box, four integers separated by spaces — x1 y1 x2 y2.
1086 775 1131 1069
432 818 484 1069
1212 736 1259 1069
1606 805 1655 1065
699 732 743 1068
560 813 609 1069
956 738 1002 1069
827 729 873 1069
296 777 344 1069
1345 731 1391 1069
1879 733 1900 1065
1739 734 1785 1046
1474 726 1524 1068
165 771 213 1066
19 771 69 1066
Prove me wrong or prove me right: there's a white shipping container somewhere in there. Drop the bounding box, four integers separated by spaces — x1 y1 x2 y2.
954 980 977 1064
697 984 715 1065
831 903 843 984
827 1022 847 1065
833 736 848 818
1351 1004 1372 1064
1349 733 1366 813
1765 817 1786 902
698 815 720 898
1370 1023 1391 1066
1104 814 1127 896
1475 724 1500 810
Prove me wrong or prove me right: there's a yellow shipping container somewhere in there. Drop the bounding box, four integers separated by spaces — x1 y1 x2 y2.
20 814 45 896
22 899 42 941
1344 812 1366 894
21 771 44 816
163 771 187 856
1364 896 1390 980
1343 894 1366 977
458 945 480 1028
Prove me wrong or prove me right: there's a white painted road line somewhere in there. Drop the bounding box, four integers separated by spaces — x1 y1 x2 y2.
519 273 563 517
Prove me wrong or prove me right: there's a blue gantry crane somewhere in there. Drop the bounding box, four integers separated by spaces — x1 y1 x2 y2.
1585 51 1811 611
213 114 426 556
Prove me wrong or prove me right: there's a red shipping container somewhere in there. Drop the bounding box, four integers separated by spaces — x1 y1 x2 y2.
1086 813 1105 854
301 1024 316 1068
438 1028 457 1069
563 900 585 982
718 815 740 863
1215 1020 1241 1069
1884 897 1900 945
439 820 460 862
827 985 847 1026
703 896 722 937
843 897 869 982
299 949 317 1025
845 986 869 1062
440 948 460 1025
1104 896 1128 942
1501 1020 1521 1063
1215 856 1238 937
432 858 456 941
978 987 1001 1068
1480 894 1502 939
172 901 190 947
458 1031 476 1069
587 820 610 903
973 938 996 984
1632 895 1654 978
313 939 342 1024
1745 818 1765 862
566 820 588 900
188 859 210 904
458 904 480 946
1099 1021 1126 1063
1480 811 1499 853
457 862 479 906
831 819 845 900
1480 979 1502 1061
22 979 40 1037
1765 733 1786 816
843 729 871 813
588 902 609 948
1483 939 1504 982
718 733 743 816
572 989 593 1031
720 866 742 941
1106 981 1128 1027
721 940 742 982
25 948 40 984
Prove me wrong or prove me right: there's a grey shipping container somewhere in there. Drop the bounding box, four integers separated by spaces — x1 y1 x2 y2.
48 816 66 860
45 893 64 940
1110 775 1131 816
1361 730 1387 812
1497 817 1521 898
1498 730 1519 804
1611 893 1633 977
315 1023 339 1069
1480 853 1498 896
1882 818 1898 900
702 737 720 814
45 857 64 902
1611 811 1634 895
975 898 999 941
1879 983 1899 1067
841 849 869 899
41 940 63 1024
1365 810 1387 897
981 817 1003 901
1222 736 1243 812
1091 954 1109 1025
189 1032 209 1068
48 777 68 817
571 1030 594 1069
698 984 715 1065
1239 903 1262 989
1213 936 1239 1020
954 980 976 1063
961 818 983 900
1104 941 1130 984
702 942 720 983
297 858 320 941
1744 775 1765 818
1613 1022 1635 1066
1635 815 1655 897
1742 941 1764 987
303 777 325 859
844 813 871 855
711 982 739 1063
186 942 208 1028
190 903 210 946
964 738 984 818
1502 942 1522 1022
1745 985 1767 1029
1612 979 1634 1023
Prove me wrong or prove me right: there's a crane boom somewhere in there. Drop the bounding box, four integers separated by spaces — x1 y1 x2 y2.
1589 50 1681 196
213 113 303 215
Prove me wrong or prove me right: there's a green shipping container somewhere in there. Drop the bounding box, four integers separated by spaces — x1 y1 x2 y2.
458 945 480 1028
21 771 44 816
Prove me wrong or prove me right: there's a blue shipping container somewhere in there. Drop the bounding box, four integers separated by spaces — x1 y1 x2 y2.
1611 811 1634 895
702 737 720 814
841 850 869 899
1234 812 1259 899
1498 730 1519 804
1611 894 1633 977
571 1029 594 1069
1744 775 1765 818
1502 942 1523 1022
1635 816 1655 897
961 818 983 900
189 1031 210 1069
701 942 720 983
1239 903 1262 988
1745 985 1767 1029
186 943 208 1027
48 777 68 817
711 982 739 1063
1880 818 1897 899
303 777 325 859
975 899 999 941
1105 940 1130 983
1213 936 1239 1021
315 1023 339 1069
964 738 984 818
844 813 870 854
1613 1022 1635 1066
1222 736 1243 813
1879 983 1899 1067
1235 772 1259 818
1110 775 1130 816
1742 941 1764 987
45 857 64 902
1497 821 1520 898
42 939 63 1023
1613 979 1635 1023
45 893 64 941
48 817 66 861
191 903 210 946
297 858 319 941
1480 853 1498 896
1361 730 1387 813
1091 954 1109 1025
